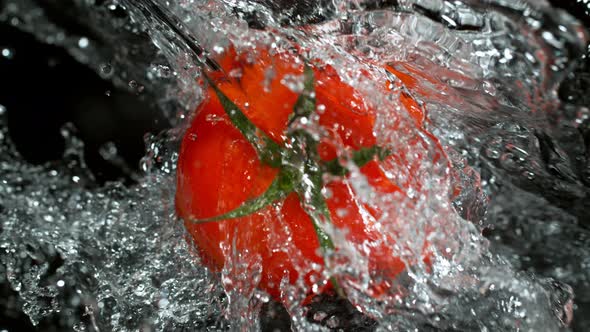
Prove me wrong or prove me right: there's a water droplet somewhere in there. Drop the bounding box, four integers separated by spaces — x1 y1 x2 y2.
523 171 535 180
99 142 118 161
281 74 304 93
157 298 169 308
313 311 327 321
500 152 518 170
336 208 349 217
78 37 89 49
152 64 172 78
1 48 14 59
212 44 224 54
326 316 339 328
485 147 500 159
575 107 589 125
482 81 496 96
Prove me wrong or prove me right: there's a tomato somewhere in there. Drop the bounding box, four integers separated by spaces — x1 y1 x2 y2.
175 45 436 301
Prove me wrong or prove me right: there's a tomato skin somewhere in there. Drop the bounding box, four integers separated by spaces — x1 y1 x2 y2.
176 47 429 300
176 93 278 269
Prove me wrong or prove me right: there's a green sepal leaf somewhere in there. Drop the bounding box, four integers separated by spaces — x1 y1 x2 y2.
288 63 316 126
353 145 391 166
291 132 345 296
187 167 298 224
287 129 336 250
204 73 284 168
322 159 348 177
321 145 392 176
290 131 345 296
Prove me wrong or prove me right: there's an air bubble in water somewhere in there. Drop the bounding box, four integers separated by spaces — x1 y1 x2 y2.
99 142 118 161
100 63 113 76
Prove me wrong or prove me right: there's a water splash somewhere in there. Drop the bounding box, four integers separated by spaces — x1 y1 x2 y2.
0 0 588 330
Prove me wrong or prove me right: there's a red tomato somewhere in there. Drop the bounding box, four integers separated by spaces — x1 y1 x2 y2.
175 46 434 301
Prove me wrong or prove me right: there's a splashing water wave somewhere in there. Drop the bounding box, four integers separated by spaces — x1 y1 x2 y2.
1 0 589 330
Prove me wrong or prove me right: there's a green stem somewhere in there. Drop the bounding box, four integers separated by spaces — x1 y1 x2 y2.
188 168 297 223
204 73 284 168
288 63 316 126
322 145 392 176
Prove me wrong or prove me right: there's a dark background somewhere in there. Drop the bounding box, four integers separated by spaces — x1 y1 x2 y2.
0 23 167 185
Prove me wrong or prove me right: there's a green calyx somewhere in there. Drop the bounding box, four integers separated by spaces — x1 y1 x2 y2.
193 62 389 298
204 74 284 168
322 145 392 176
288 63 316 126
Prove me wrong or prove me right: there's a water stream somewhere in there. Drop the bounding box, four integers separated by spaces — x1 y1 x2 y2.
1 0 589 330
